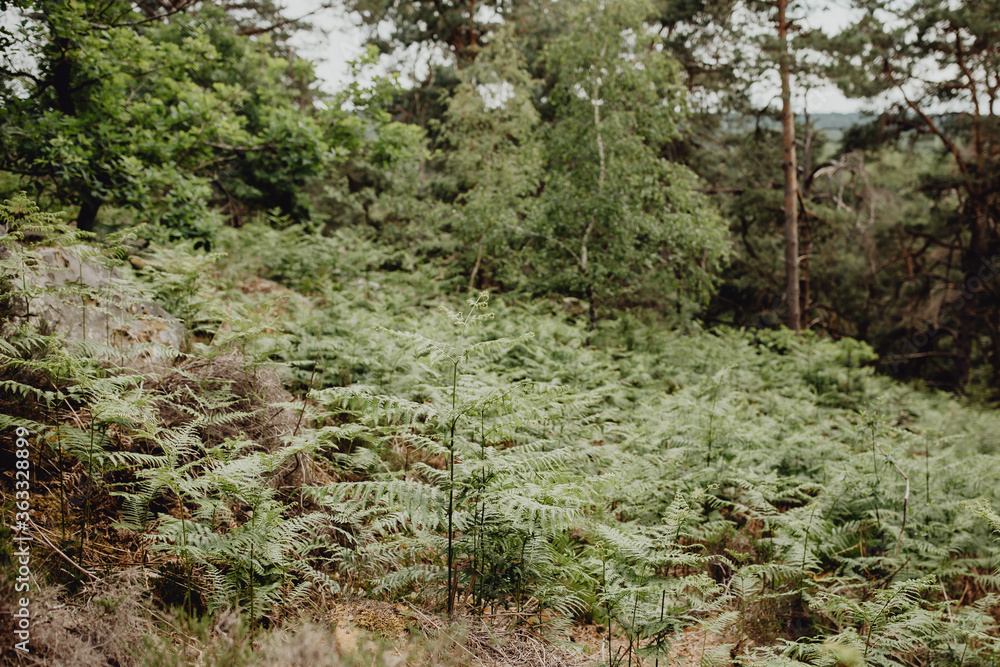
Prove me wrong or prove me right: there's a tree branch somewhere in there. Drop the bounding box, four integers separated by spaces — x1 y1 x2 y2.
952 27 984 174
884 59 969 182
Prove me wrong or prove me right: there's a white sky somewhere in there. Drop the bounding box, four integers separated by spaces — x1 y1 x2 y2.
285 1 369 89
291 1 873 113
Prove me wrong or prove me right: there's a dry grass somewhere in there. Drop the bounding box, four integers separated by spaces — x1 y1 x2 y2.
0 569 151 667
255 614 592 667
137 598 594 667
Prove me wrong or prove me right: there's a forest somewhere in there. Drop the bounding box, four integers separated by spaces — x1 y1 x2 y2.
1 0 999 665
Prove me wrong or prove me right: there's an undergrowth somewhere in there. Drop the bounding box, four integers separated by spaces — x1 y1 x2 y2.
3 204 1000 665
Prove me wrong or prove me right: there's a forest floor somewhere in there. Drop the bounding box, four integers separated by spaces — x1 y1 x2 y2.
3 222 1000 666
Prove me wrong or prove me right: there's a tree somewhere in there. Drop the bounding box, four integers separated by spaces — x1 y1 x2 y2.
648 0 820 331
534 0 729 322
650 0 752 110
436 28 543 292
824 0 1000 391
347 0 503 66
333 0 730 321
341 0 508 127
0 1 330 238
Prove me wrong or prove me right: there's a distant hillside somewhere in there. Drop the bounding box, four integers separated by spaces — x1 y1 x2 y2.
807 111 868 131
720 111 871 141
807 111 871 145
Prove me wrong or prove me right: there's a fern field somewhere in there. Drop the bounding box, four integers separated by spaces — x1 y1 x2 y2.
3 200 1000 666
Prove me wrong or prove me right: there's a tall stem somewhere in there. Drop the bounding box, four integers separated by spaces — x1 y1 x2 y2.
581 44 607 332
871 423 882 530
628 595 638 667
924 438 930 518
447 360 458 616
655 590 665 667
778 0 801 332
82 423 96 553
706 378 720 464
475 408 486 609
56 425 66 542
79 259 88 340
181 491 192 614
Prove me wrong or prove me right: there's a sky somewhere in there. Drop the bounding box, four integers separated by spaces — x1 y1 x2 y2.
285 1 369 91
286 0 874 114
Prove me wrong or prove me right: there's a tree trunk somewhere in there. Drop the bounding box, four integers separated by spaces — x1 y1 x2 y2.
800 109 814 330
76 197 101 232
989 311 1000 394
800 206 811 329
954 199 990 391
52 38 77 116
778 0 801 332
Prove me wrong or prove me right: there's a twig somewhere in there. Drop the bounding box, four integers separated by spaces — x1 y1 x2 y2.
877 558 911 589
403 602 487 665
146 607 206 658
26 518 100 581
292 352 321 438
520 626 562 648
875 443 910 558
940 577 954 622
55 389 88 431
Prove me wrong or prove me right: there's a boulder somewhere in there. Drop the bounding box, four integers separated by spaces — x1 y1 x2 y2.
18 245 185 354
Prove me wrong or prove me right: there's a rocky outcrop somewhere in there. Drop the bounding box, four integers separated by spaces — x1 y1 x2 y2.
16 245 185 354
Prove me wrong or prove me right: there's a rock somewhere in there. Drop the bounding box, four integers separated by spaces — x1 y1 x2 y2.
18 245 185 355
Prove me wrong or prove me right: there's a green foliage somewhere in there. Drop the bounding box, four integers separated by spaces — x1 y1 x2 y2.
4 0 1000 654
132 428 326 620
802 0 1000 391
305 293 601 619
192 222 1000 661
319 1 729 319
1 2 336 238
536 0 728 316
434 27 544 292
